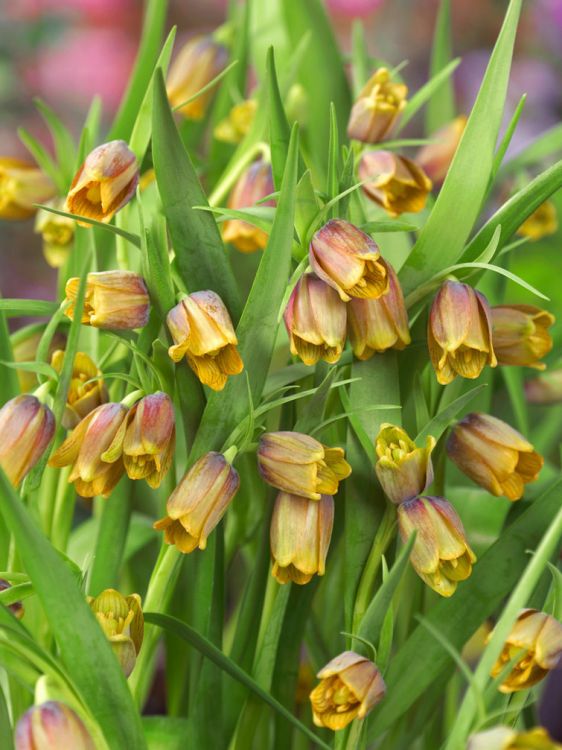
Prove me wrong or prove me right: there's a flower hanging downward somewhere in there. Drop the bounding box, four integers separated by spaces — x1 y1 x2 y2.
167 291 243 391
516 200 558 241
0 157 55 220
51 350 108 429
309 651 386 731
491 304 554 370
154 452 240 553
359 150 432 216
375 424 435 504
222 158 275 253
64 271 150 330
468 726 562 750
15 701 95 750
490 609 562 693
428 280 497 384
88 589 144 678
397 496 476 597
417 116 466 186
309 219 389 301
0 395 55 486
167 36 228 119
258 431 351 500
446 413 543 501
65 140 139 224
347 67 407 143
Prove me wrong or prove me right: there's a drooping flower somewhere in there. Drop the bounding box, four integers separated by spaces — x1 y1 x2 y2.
358 150 432 216
526 366 562 405
468 726 562 750
64 270 150 330
15 701 95 750
0 395 55 486
516 200 558 241
417 116 467 185
0 157 55 220
34 199 75 268
167 35 228 119
214 99 257 144
446 413 543 501
375 424 435 504
222 158 275 253
50 350 108 430
491 304 554 370
347 67 407 143
88 589 143 678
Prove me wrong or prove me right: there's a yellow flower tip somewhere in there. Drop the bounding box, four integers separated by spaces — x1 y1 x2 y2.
64 270 150 330
257 431 351 500
283 272 347 367
222 158 275 253
166 291 243 390
375 423 435 504
517 200 558 241
270 493 334 585
417 115 467 185
34 198 76 268
214 99 257 144
489 609 562 693
0 395 55 487
15 701 95 750
309 219 389 302
88 588 144 678
492 304 554 370
468 725 562 750
66 140 139 225
347 67 408 144
0 156 56 220
358 150 432 217
309 651 386 731
446 412 543 501
428 280 496 384
398 496 476 597
50 349 108 430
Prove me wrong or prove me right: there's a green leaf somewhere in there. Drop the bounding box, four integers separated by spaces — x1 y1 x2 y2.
266 47 294 189
34 98 76 187
426 0 456 133
0 299 59 317
0 360 58 380
0 307 19 403
0 468 146 750
137 192 175 316
398 58 460 133
18 127 63 193
152 70 241 319
87 483 132 596
399 0 522 296
35 203 141 248
415 384 487 444
199 205 275 234
490 94 526 185
361 220 419 234
144 612 330 749
0 683 14 750
351 20 370 94
501 122 562 176
108 0 168 142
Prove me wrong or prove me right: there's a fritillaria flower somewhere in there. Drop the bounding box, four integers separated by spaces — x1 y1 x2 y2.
167 291 243 391
491 304 554 370
309 651 386 731
347 67 407 143
13 329 66 393
64 271 150 330
490 609 562 693
154 452 240 553
222 158 275 253
397 496 476 597
347 259 410 358
283 272 347 365
15 702 95 750
0 395 55 486
358 150 432 217
51 350 108 430
214 99 257 144
270 493 334 585
468 726 562 750
428 280 497 384
88 589 144 678
34 199 75 268
526 367 562 405
0 157 55 220
258 431 351 501
375 424 435 505
309 219 388 302
65 140 139 224
417 115 467 185
446 413 543 501
167 35 228 119
517 200 558 241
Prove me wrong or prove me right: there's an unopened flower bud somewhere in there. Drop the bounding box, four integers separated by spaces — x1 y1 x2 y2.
491 304 554 370
34 199 75 268
397 496 476 597
0 395 55 486
0 578 24 619
347 259 410 358
283 272 347 366
270 493 334 585
214 99 257 144
154 451 240 553
490 609 562 693
167 291 243 391
103 391 175 488
88 589 143 678
64 270 150 329
309 219 389 302
51 350 108 430
428 280 496 384
309 651 386 731
446 413 543 501
526 366 562 405
66 140 138 225
517 200 558 241
417 116 466 185
49 402 128 498
167 35 228 119
15 701 95 750
258 431 351 501
469 726 562 750
0 158 55 220
347 67 407 143
222 158 275 252
375 424 435 504
359 150 432 217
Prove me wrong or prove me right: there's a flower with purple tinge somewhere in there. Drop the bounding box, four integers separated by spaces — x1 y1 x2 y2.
491 304 554 370
375 424 435 505
222 158 275 252
167 35 228 119
284 272 347 365
0 395 55 486
154 452 240 553
417 116 467 185
15 701 95 750
270 493 334 585
347 68 407 143
358 150 432 217
526 367 562 405
51 350 108 429
64 271 150 330
309 219 388 302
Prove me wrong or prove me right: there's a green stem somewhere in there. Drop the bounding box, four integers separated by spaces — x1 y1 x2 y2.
87 482 132 595
129 544 183 708
50 467 74 552
208 142 264 207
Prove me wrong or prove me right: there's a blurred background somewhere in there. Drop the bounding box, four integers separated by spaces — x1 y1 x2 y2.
0 0 561 303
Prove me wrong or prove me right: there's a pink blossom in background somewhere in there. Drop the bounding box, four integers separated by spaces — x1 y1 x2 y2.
22 28 137 111
326 0 384 19
6 0 135 25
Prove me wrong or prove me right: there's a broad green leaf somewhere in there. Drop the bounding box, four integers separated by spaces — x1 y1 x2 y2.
398 58 460 133
0 299 59 317
142 716 189 750
0 307 19 402
400 0 522 296
35 203 141 248
361 220 419 234
87 483 132 596
34 98 76 187
489 94 526 186
351 20 370 94
426 0 455 133
137 193 175 316
152 70 241 319
198 205 275 235
0 468 146 750
415 384 487 444
0 684 13 750
266 47 294 189
108 0 168 141
144 612 330 750
0 360 58 380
